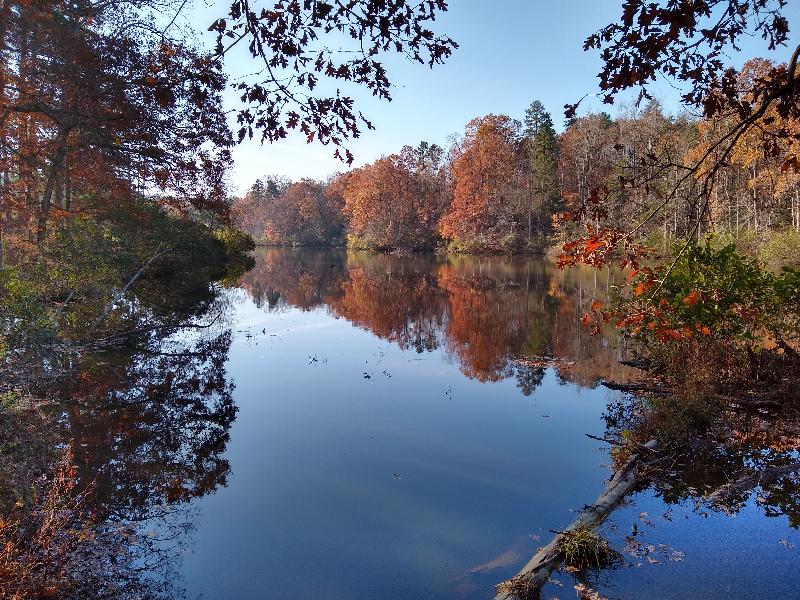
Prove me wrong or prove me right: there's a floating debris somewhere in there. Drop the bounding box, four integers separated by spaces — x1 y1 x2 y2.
515 355 575 369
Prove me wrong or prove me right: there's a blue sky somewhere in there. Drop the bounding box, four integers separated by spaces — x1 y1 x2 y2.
186 0 800 193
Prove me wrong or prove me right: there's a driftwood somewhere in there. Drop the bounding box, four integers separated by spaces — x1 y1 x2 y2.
600 380 672 394
494 440 658 600
54 290 75 320
715 393 783 411
601 379 781 407
603 379 786 411
619 358 662 372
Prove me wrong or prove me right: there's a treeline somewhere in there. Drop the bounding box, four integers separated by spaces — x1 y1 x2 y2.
233 104 559 253
556 62 800 264
235 60 800 256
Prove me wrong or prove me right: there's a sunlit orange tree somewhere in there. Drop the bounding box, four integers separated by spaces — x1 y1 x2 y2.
1 1 234 254
439 114 527 253
340 154 442 251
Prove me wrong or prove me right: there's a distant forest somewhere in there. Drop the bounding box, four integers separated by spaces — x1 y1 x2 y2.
233 61 800 258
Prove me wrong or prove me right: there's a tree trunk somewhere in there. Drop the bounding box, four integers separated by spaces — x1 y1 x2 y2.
36 131 69 246
64 170 72 211
495 441 657 600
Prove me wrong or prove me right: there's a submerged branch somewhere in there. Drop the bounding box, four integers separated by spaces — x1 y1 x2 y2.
601 380 672 394
91 245 171 332
706 463 800 512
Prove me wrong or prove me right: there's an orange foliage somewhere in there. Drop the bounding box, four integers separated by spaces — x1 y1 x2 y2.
439 115 525 252
341 155 440 250
1 1 231 250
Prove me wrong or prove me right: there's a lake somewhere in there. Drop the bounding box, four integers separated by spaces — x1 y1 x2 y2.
68 248 800 599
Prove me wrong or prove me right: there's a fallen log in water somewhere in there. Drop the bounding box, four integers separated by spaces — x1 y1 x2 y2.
494 440 658 600
619 358 662 372
600 380 672 394
602 380 787 411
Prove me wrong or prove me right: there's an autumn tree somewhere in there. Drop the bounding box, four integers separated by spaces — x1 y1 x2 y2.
399 141 449 227
439 114 527 253
1 0 232 254
341 154 440 251
561 0 800 395
684 59 800 238
264 179 345 246
231 175 291 242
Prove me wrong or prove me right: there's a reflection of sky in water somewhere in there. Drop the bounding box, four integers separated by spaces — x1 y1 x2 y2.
176 257 800 600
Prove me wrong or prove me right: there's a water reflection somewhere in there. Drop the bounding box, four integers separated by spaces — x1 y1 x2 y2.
240 248 632 389
10 248 796 600
237 250 800 600
0 273 239 598
605 393 800 526
63 330 237 520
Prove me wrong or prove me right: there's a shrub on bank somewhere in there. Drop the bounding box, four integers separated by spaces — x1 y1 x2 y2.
609 242 800 393
213 226 256 257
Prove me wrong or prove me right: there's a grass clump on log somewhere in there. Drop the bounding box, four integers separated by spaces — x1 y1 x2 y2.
559 527 619 571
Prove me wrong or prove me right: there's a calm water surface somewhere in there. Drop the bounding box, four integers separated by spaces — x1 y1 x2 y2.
94 249 800 599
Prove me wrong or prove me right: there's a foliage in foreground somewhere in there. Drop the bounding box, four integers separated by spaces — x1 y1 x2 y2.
0 443 180 600
585 242 800 392
620 243 798 344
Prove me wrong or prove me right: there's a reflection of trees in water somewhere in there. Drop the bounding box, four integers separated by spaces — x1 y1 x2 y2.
330 260 448 354
240 249 633 391
608 396 800 527
547 267 633 388
241 248 348 311
49 320 238 598
63 330 237 521
438 259 554 382
515 365 545 397
2 282 239 598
